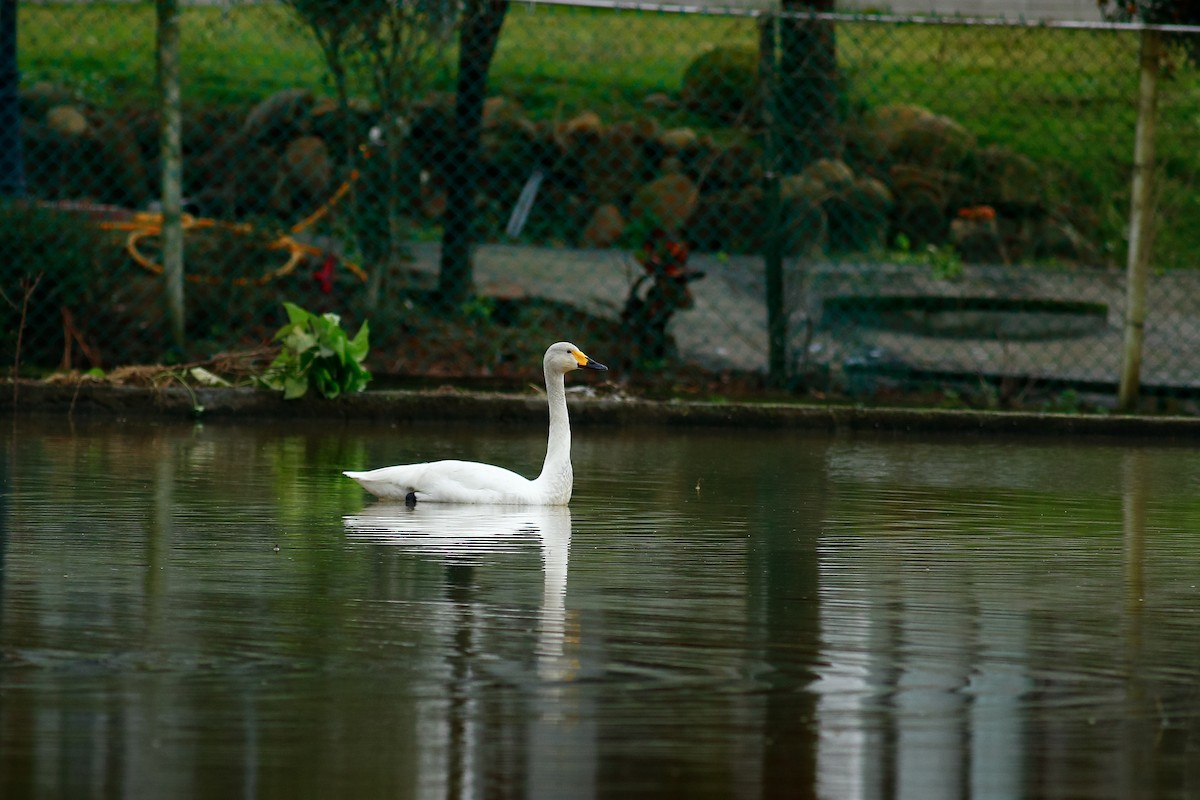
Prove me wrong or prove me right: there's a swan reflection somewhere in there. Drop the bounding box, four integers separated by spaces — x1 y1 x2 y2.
343 503 572 678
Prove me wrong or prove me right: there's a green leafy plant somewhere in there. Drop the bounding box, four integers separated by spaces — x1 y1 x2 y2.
892 232 965 280
261 302 371 399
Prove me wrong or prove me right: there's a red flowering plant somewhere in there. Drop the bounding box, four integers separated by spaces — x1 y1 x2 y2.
622 226 706 365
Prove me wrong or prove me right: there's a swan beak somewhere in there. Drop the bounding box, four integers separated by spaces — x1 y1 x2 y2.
574 350 608 371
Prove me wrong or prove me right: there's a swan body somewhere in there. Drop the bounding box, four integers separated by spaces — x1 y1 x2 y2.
343 342 606 505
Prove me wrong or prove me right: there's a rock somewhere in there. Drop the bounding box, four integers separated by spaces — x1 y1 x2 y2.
283 135 333 204
825 177 894 252
703 142 761 189
801 158 855 190
581 203 625 247
578 121 649 204
311 96 339 117
659 127 697 152
951 213 1004 262
687 185 765 253
236 144 283 214
482 96 523 130
849 176 894 209
479 117 542 191
970 145 1041 206
859 103 937 158
45 105 88 137
643 92 679 111
892 114 977 170
87 111 148 205
781 194 828 256
1034 217 1096 263
630 116 661 141
892 174 950 246
21 82 80 119
563 110 603 138
241 88 314 146
660 156 684 176
631 173 700 230
26 105 148 205
890 164 960 208
781 173 829 203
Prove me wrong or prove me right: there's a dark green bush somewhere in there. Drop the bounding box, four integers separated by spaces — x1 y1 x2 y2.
0 202 127 371
680 46 759 123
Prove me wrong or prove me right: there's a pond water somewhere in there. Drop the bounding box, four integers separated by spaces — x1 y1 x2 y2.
2 414 1199 799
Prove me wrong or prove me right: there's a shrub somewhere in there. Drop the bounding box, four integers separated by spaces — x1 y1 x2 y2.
0 202 123 370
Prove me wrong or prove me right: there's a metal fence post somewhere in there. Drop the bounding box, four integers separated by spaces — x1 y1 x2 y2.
1117 28 1161 412
760 14 788 386
157 0 185 352
0 0 24 199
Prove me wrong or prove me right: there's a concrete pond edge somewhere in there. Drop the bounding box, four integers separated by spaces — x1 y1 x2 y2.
4 381 1200 440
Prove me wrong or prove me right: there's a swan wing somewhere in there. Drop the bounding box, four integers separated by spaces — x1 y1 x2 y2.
344 459 536 504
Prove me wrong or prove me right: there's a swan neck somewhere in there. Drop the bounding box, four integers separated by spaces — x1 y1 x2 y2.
537 365 572 492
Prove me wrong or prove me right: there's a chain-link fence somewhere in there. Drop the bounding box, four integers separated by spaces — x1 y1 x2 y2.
6 0 1200 408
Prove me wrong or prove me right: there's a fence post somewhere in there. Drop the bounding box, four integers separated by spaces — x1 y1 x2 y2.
157 0 185 352
0 0 24 198
759 15 787 385
1117 28 1162 412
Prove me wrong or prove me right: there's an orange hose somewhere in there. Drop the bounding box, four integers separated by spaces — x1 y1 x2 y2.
98 167 369 286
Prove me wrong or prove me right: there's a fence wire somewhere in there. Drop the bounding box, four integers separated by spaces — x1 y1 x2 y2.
7 0 1200 407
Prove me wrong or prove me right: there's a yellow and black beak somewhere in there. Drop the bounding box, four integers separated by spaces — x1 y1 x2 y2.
574 350 608 371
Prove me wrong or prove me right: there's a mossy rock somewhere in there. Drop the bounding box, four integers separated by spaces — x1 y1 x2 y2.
892 114 977 170
968 145 1042 206
22 106 149 207
801 158 855 190
631 173 700 230
857 104 937 159
681 46 759 124
20 82 83 120
892 184 949 246
240 88 315 146
687 186 764 253
702 141 762 190
578 120 654 204
890 164 968 211
825 177 894 252
479 117 544 192
781 173 830 203
781 194 827 256
849 176 894 210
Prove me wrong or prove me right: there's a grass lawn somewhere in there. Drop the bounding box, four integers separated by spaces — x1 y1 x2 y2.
17 1 1200 269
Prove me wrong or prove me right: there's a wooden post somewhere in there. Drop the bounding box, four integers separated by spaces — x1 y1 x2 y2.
1117 29 1161 412
157 0 185 352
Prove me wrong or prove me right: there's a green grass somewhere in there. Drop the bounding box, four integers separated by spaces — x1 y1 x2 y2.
18 2 1200 269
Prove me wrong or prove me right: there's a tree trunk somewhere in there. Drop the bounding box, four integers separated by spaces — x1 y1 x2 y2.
778 0 839 173
437 0 508 311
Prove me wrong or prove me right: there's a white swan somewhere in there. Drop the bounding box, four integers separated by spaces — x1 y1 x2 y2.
343 342 607 505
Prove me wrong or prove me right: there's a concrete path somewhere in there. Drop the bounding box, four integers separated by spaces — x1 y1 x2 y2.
406 242 1200 392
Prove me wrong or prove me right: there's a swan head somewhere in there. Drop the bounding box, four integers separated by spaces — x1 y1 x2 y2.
545 342 607 375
